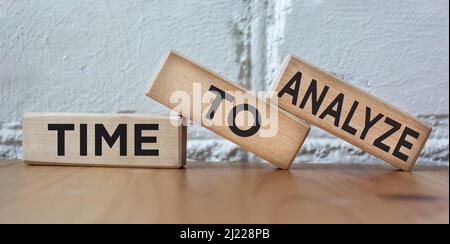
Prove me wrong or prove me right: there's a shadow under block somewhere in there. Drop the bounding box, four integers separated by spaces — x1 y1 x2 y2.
22 113 186 168
271 55 432 171
146 51 310 169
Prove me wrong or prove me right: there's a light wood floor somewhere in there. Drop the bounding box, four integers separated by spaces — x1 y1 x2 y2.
0 160 448 223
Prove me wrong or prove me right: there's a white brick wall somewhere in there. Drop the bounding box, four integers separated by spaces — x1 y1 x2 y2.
0 0 448 165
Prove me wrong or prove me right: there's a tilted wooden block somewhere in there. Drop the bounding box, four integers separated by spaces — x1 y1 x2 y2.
22 113 186 168
146 51 310 169
271 55 432 171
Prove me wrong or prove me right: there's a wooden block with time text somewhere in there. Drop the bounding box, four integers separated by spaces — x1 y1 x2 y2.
146 51 310 169
271 55 432 171
22 113 186 168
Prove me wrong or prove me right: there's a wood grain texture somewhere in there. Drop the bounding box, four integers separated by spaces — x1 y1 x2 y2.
0 160 447 224
146 51 310 169
271 55 432 171
22 113 186 168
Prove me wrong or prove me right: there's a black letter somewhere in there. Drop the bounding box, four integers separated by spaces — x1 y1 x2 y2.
95 124 127 156
299 79 330 115
393 127 420 162
48 124 74 156
228 104 261 137
207 85 234 120
341 101 359 136
80 124 87 156
278 72 302 105
360 107 384 140
373 117 401 153
135 124 159 156
319 93 344 127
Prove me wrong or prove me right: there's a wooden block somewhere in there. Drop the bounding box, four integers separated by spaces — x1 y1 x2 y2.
146 51 310 169
22 113 186 168
271 55 432 171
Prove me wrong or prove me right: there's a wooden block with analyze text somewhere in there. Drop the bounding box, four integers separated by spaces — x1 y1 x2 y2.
271 55 432 171
22 113 186 168
146 51 310 169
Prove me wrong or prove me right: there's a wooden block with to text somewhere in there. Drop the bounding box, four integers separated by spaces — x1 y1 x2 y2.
271 55 432 171
146 51 310 169
22 113 186 168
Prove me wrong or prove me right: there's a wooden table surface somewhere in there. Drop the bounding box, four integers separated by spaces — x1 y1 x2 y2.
0 160 448 224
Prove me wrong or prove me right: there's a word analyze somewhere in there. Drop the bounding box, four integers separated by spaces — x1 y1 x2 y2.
271 55 432 170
